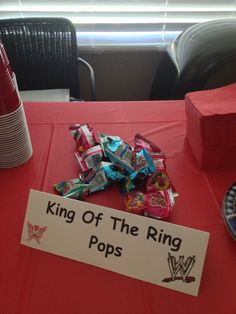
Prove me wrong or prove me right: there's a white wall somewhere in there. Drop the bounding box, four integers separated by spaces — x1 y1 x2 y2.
79 49 163 101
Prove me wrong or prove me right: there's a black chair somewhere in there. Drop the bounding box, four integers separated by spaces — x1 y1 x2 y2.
0 17 96 101
149 19 236 100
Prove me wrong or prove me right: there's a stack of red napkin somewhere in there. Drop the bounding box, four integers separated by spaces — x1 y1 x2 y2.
185 83 236 169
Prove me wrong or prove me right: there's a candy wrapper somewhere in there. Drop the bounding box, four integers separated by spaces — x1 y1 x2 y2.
124 191 146 215
89 168 108 193
75 145 103 172
70 124 97 153
54 125 178 219
144 189 175 219
147 171 171 192
103 136 134 173
131 148 156 179
134 133 161 153
53 178 90 200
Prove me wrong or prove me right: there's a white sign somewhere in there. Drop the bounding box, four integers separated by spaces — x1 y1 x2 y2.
21 190 209 296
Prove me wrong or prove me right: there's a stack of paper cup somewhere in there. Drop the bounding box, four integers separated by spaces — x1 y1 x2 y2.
0 42 33 168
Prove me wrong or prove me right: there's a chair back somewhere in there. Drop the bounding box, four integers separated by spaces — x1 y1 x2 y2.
149 19 236 100
0 18 80 99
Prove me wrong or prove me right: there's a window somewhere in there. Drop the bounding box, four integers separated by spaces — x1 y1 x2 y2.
1 0 236 50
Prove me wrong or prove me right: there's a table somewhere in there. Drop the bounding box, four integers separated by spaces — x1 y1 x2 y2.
0 100 235 314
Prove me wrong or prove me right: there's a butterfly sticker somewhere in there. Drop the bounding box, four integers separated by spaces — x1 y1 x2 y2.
27 221 47 244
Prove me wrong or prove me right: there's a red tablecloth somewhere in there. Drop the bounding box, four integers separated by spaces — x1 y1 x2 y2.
0 100 235 314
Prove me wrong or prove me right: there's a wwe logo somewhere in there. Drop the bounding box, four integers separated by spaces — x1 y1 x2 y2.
162 253 196 283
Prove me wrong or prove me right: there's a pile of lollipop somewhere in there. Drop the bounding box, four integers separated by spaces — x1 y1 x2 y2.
54 124 178 219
